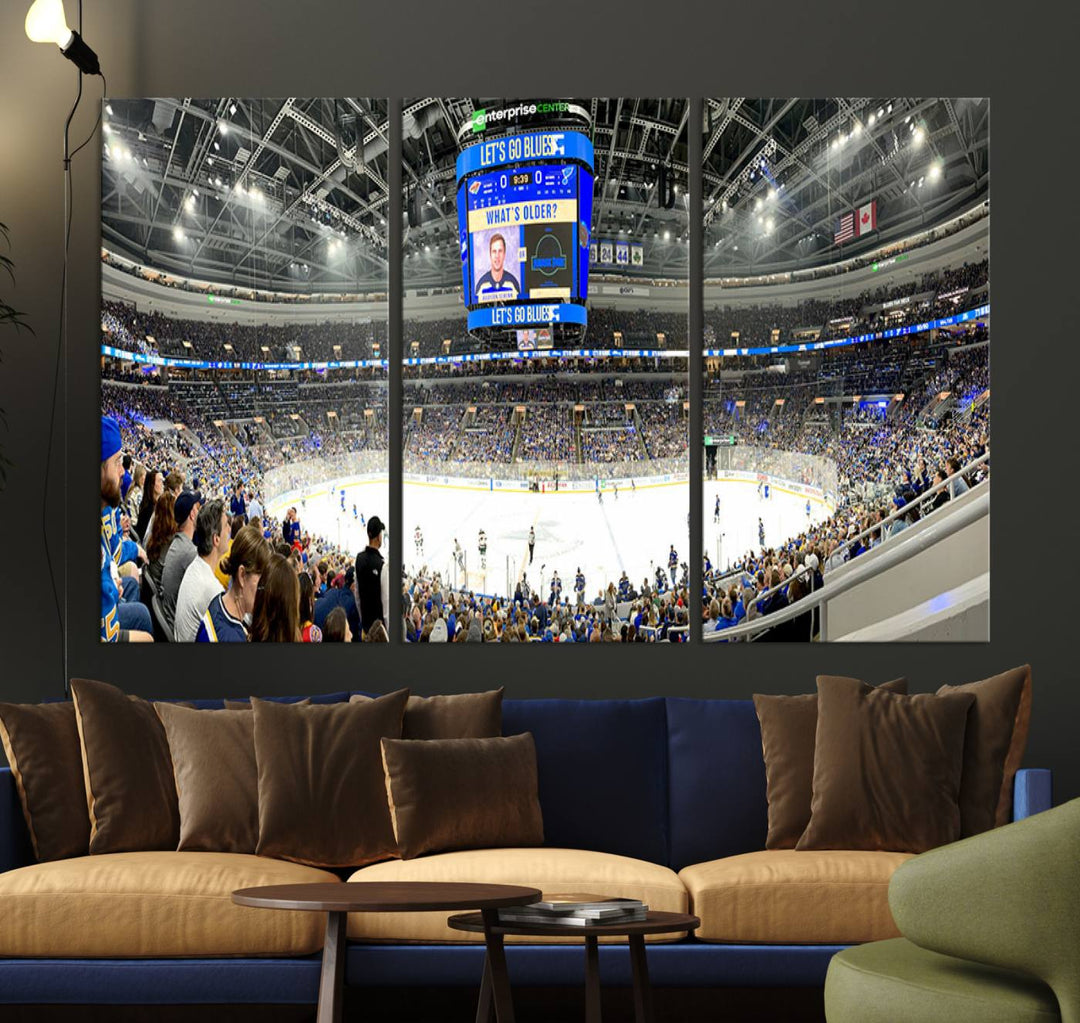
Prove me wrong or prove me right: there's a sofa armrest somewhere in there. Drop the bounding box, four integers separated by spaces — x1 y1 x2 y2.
1012 768 1052 821
0 767 34 873
889 799 1080 1023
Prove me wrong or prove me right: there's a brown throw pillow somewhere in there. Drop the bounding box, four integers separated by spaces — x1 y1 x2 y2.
155 704 260 854
797 676 974 854
938 665 1032 836
381 734 544 859
753 677 907 849
252 689 409 868
0 702 89 862
350 689 504 739
71 678 181 854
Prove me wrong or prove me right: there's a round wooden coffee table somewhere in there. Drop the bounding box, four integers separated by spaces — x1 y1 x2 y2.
448 909 700 1023
233 881 541 1023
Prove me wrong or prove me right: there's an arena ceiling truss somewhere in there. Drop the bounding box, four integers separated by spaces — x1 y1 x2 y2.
702 97 989 274
101 97 391 293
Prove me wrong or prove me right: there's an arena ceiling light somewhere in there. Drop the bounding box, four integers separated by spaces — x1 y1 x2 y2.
24 0 100 74
929 161 942 181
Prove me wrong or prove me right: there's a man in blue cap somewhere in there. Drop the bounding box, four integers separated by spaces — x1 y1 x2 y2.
101 416 153 642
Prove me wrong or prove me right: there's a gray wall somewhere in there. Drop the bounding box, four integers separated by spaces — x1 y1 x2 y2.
0 0 1076 803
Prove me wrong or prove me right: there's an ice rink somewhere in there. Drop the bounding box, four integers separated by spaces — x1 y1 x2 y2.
704 477 833 573
262 471 831 595
404 479 689 601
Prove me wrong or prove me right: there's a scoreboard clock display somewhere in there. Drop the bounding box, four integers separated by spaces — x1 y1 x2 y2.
456 128 594 341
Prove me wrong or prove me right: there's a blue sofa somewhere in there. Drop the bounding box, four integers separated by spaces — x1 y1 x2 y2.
0 695 1052 1006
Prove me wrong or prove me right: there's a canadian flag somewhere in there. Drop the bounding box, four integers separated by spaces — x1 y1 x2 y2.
855 200 877 237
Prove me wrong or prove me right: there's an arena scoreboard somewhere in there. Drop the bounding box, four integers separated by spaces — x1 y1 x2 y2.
456 104 594 343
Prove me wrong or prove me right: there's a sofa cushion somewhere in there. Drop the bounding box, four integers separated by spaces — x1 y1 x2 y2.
797 678 974 853
679 850 913 944
938 664 1032 835
381 734 543 859
353 689 504 739
0 852 339 957
666 699 767 870
753 678 907 850
502 698 669 865
0 701 88 862
825 938 1061 1023
252 690 408 868
71 679 181 855
346 848 687 943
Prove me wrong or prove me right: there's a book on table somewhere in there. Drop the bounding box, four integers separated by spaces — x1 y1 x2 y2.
497 893 648 926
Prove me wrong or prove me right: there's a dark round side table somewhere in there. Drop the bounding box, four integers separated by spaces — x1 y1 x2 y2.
448 908 701 1023
233 881 541 1023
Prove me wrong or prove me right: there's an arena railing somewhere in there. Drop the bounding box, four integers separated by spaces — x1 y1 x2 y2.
824 451 988 567
703 464 989 643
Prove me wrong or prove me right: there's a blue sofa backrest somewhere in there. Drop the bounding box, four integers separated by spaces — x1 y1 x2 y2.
502 698 670 866
665 699 768 871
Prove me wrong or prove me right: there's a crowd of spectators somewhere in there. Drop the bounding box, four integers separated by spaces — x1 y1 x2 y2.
703 259 988 348
703 343 990 641
402 568 690 644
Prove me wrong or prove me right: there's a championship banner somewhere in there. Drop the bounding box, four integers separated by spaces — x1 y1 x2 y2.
599 240 613 264
615 240 630 266
631 242 644 267
589 241 597 265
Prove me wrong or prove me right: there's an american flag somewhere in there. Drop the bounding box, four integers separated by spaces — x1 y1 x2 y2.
834 212 855 244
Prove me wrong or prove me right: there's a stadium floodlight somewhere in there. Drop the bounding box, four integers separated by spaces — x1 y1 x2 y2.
853 121 862 135
102 122 111 134
25 0 100 74
664 231 671 241
769 188 777 201
913 127 925 147
868 113 876 126
929 161 942 180
105 102 113 116
172 226 184 241
184 195 195 211
755 198 763 211
229 103 237 115
218 121 229 135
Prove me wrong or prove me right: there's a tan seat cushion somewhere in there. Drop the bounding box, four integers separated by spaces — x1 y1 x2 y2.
347 847 687 943
0 852 340 957
679 850 914 944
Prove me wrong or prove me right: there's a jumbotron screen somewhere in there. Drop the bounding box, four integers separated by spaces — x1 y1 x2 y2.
456 129 594 340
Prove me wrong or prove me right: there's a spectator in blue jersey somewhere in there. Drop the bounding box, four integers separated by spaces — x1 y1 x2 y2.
100 416 152 642
229 483 246 519
196 524 270 642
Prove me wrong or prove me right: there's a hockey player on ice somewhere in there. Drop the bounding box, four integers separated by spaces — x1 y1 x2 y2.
478 529 488 569
414 525 423 559
528 526 535 564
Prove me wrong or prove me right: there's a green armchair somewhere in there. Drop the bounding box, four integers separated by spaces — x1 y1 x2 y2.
825 798 1080 1023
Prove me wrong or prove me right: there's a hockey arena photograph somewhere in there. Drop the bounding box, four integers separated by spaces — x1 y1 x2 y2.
4 4 1078 1023
99 98 390 643
700 98 989 642
401 98 690 644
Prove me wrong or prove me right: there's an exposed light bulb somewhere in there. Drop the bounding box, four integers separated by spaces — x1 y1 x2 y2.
25 0 72 47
